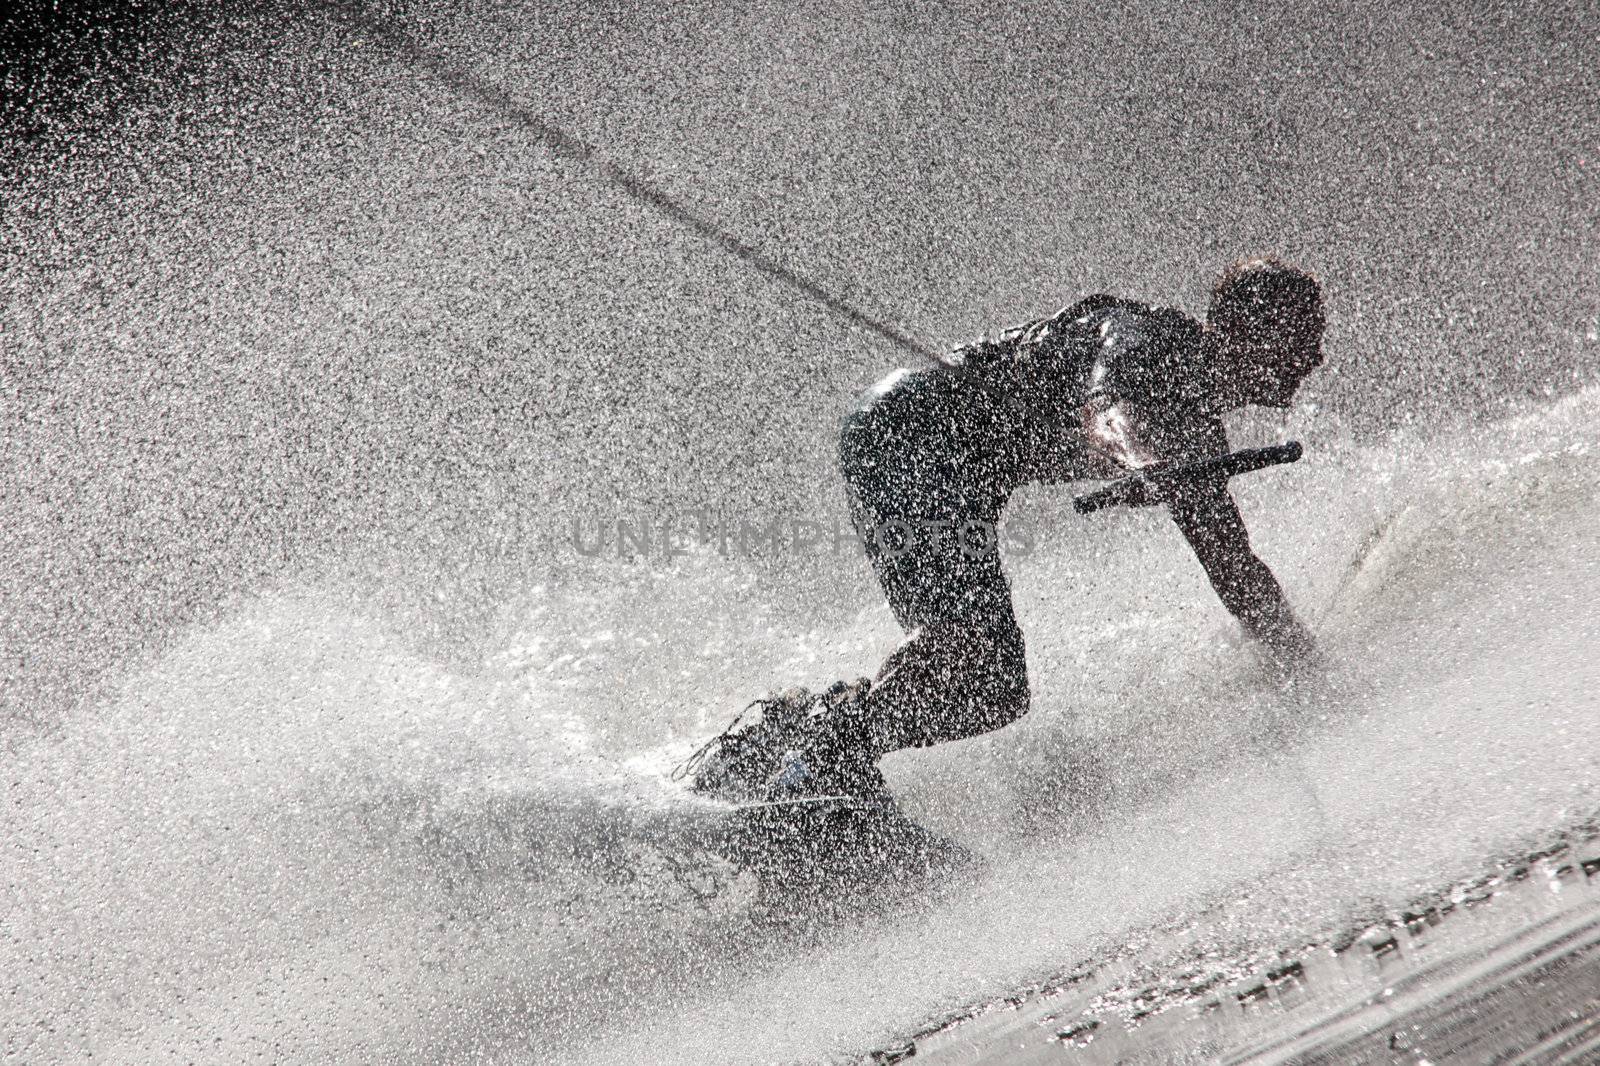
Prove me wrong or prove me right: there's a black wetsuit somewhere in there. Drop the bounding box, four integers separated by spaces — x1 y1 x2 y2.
837 295 1230 746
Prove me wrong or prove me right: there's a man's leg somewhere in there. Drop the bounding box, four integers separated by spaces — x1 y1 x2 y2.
853 622 1030 757
772 622 1027 798
838 476 1029 751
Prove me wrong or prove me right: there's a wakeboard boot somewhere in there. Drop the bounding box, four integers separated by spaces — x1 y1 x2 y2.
674 686 822 803
752 680 980 895
763 677 888 803
704 679 978 897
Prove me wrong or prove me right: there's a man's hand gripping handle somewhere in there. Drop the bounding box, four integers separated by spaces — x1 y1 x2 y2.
1072 442 1304 515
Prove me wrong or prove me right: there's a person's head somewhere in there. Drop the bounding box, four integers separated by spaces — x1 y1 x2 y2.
1206 257 1325 409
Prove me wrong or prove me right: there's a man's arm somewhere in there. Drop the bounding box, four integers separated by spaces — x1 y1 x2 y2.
1168 485 1317 669
1081 393 1166 471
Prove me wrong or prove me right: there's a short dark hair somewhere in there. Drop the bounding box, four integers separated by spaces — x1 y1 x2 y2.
1208 257 1324 343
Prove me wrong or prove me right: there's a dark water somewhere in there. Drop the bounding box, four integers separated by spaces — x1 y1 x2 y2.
905 832 1600 1064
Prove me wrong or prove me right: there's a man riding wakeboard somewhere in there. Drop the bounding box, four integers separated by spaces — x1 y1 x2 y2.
683 256 1326 808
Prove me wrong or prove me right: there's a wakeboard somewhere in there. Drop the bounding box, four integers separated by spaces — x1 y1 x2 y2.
704 792 981 910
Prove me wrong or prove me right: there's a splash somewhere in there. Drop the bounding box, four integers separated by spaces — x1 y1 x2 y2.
6 387 1600 1063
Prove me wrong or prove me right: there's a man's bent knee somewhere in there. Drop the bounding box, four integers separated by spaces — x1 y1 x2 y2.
866 624 1030 747
969 632 1030 732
